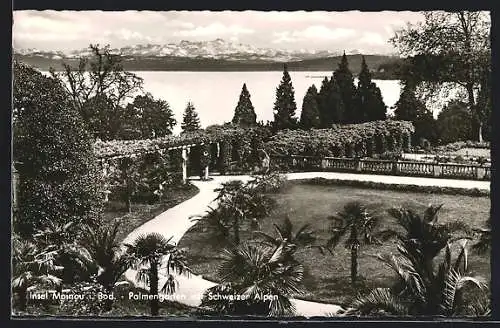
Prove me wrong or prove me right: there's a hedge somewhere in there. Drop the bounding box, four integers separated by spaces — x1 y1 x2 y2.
294 177 489 197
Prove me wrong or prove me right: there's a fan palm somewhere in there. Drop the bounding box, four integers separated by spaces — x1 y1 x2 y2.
202 241 304 316
348 204 487 316
472 217 491 255
12 235 63 311
125 232 191 316
324 201 382 286
80 220 131 311
212 179 275 246
254 216 316 261
33 220 94 283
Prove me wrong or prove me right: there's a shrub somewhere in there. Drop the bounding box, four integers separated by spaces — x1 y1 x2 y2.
299 178 489 197
58 281 107 315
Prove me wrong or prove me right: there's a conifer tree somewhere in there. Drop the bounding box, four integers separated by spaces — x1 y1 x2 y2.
317 77 330 127
317 77 344 128
232 83 257 127
356 56 387 122
323 78 344 127
394 83 438 145
299 85 320 129
334 52 358 124
272 64 297 131
181 101 201 134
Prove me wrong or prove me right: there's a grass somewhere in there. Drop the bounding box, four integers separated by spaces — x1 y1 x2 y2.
177 181 490 307
102 183 199 242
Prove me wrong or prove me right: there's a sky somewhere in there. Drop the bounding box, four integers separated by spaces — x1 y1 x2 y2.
12 10 427 54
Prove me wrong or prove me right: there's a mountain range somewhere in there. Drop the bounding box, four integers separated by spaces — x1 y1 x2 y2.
13 38 401 76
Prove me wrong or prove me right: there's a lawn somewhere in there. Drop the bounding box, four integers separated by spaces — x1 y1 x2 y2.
177 180 490 307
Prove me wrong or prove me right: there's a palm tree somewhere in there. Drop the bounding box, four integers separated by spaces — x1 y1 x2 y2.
33 221 94 284
349 241 486 316
80 220 131 311
472 216 491 255
324 201 381 287
12 235 63 311
211 178 276 246
125 233 191 316
201 241 304 316
254 216 316 261
347 204 487 316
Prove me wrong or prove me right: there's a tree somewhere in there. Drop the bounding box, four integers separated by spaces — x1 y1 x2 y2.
356 56 387 122
273 64 297 131
232 83 257 127
334 52 358 124
113 156 143 213
81 221 131 311
393 83 438 145
324 201 382 287
299 85 321 129
200 242 304 316
181 102 201 134
348 205 487 316
193 174 280 247
317 77 344 128
12 235 62 312
254 217 316 263
51 44 144 140
390 11 491 141
436 101 474 144
125 93 176 138
13 62 102 238
126 233 191 316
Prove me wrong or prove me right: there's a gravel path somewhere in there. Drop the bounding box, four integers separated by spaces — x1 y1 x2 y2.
122 172 489 317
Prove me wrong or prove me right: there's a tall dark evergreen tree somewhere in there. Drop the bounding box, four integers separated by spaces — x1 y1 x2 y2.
356 56 387 122
322 78 344 127
394 83 438 145
334 52 358 124
181 101 201 134
232 83 257 127
317 77 331 127
272 64 297 131
299 85 320 129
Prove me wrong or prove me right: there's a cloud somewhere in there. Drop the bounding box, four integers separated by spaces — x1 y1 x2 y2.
359 32 386 46
13 10 428 53
173 23 254 37
273 26 356 44
294 26 356 40
272 31 299 44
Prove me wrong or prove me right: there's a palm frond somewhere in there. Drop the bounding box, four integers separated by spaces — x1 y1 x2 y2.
348 288 409 316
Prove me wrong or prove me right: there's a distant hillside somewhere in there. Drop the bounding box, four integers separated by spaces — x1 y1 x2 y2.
13 53 402 79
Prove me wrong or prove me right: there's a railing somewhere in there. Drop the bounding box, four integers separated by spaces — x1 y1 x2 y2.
271 155 491 181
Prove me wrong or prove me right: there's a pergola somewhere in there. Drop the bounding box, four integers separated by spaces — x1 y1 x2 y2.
93 126 268 185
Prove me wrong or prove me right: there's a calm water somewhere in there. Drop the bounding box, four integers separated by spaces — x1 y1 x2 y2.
132 71 402 134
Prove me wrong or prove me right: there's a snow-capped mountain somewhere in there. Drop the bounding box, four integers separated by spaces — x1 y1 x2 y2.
14 39 343 62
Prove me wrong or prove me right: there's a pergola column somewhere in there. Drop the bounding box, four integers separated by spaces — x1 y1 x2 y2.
181 146 189 184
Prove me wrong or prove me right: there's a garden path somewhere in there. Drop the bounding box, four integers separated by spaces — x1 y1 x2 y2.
122 172 489 317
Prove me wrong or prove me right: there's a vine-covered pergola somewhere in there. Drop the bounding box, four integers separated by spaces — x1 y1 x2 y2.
94 121 415 186
94 125 271 184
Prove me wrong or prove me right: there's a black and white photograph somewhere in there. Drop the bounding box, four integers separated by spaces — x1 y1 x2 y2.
11 10 492 318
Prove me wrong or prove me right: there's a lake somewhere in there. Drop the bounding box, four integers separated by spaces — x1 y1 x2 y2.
132 71 402 134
